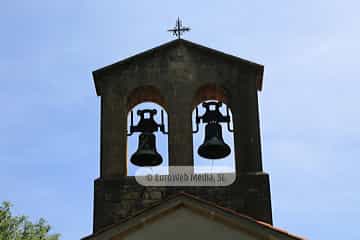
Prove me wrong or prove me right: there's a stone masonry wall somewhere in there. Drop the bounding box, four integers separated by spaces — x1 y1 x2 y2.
93 173 272 232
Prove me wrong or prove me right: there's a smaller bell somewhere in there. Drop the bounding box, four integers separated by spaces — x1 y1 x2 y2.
198 122 231 159
130 132 163 167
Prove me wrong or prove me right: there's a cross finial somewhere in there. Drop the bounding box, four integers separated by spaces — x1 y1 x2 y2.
168 17 190 39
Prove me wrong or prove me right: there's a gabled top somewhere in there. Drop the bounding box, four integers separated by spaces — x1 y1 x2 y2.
82 192 303 240
92 39 264 95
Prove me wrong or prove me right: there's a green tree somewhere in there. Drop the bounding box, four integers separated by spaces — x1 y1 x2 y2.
0 201 60 240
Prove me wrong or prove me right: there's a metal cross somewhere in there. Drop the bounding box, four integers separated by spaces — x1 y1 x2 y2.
168 17 190 39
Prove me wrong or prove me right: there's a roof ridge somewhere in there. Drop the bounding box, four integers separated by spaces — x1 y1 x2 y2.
83 191 305 240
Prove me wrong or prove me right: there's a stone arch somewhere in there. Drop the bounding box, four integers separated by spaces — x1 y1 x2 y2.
127 85 167 112
192 83 231 109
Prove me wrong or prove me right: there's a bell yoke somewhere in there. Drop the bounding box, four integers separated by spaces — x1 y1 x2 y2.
128 101 233 167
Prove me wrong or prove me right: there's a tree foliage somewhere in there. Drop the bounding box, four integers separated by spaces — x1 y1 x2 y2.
0 201 60 240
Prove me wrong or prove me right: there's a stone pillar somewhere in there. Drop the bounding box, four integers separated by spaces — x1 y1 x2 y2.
167 91 194 169
232 77 263 173
100 93 127 178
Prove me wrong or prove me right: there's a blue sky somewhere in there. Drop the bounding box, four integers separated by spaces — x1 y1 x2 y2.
1 0 359 239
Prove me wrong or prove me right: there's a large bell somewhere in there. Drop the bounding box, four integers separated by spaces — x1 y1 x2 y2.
130 132 163 167
198 122 231 159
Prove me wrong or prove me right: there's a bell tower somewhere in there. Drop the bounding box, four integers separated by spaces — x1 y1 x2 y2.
91 39 272 233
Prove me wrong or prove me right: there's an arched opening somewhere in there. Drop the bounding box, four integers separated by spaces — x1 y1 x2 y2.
126 86 168 176
192 84 235 174
127 102 169 176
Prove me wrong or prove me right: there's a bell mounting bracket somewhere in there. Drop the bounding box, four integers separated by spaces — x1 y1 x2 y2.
127 109 168 136
193 101 234 133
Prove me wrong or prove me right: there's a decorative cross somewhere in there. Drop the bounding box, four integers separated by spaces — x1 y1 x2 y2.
168 17 190 39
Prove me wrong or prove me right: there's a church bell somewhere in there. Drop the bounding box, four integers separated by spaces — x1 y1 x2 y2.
128 109 167 167
193 101 233 159
130 132 162 167
198 122 231 159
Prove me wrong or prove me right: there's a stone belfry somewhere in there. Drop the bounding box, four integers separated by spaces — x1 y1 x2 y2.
90 37 272 234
